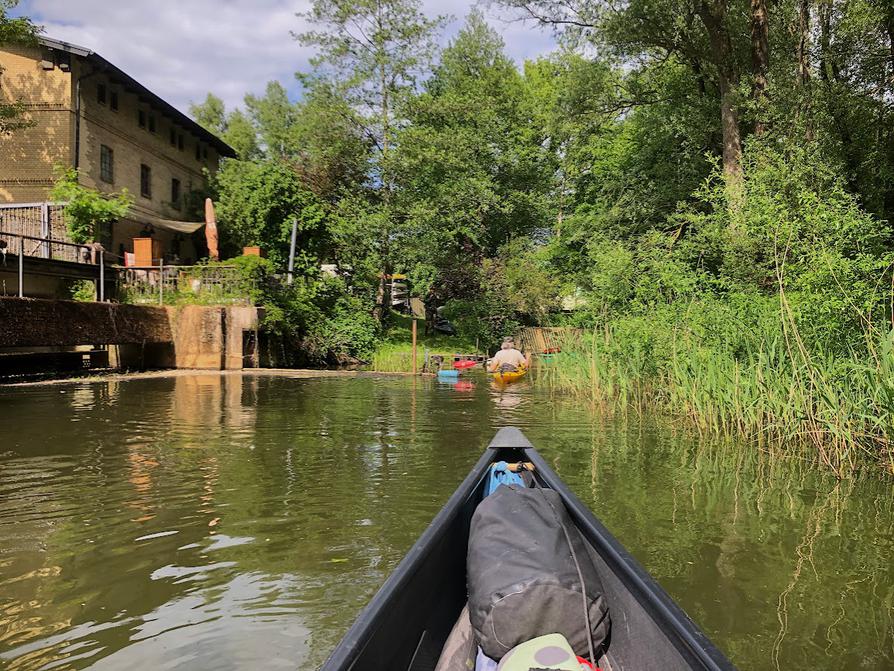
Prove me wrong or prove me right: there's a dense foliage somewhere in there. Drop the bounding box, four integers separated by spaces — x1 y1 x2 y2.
186 0 893 467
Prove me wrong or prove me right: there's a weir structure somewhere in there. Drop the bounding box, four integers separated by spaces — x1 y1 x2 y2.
0 297 260 376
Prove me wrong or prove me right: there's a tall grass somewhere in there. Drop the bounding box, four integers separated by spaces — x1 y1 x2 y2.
537 327 894 476
370 342 418 372
370 312 481 372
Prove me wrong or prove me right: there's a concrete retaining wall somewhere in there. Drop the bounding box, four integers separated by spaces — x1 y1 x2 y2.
0 297 259 371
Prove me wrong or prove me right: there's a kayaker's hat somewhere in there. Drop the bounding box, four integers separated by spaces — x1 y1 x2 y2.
501 337 514 349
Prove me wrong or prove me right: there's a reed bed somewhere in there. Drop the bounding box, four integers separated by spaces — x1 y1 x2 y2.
537 328 894 476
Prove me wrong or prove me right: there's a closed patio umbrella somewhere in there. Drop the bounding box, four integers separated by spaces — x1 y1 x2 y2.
204 198 219 261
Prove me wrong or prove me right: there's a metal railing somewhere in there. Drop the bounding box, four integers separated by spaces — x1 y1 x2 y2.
0 231 105 299
0 203 75 261
115 264 254 306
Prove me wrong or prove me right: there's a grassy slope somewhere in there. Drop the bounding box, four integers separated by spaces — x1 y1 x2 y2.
370 312 480 372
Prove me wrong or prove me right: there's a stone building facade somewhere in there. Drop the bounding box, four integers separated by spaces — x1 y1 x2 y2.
0 37 235 264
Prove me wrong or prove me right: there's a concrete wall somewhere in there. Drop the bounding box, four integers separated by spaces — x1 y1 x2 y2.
0 298 259 371
164 305 260 370
0 268 71 299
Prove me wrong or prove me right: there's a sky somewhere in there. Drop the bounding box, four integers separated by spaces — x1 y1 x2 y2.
15 0 558 116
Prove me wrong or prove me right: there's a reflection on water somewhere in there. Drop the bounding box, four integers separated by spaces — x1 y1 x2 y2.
0 372 892 670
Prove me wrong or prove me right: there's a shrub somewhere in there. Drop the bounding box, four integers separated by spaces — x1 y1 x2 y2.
49 167 131 243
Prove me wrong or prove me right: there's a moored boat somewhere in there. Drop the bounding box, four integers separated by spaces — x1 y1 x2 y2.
321 427 736 671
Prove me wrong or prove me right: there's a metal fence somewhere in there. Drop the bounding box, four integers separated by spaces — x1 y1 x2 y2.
116 264 254 305
0 230 103 298
0 203 77 262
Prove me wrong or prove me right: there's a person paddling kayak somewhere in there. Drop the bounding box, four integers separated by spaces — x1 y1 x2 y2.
487 337 531 373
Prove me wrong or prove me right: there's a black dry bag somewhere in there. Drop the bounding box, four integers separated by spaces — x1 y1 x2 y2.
467 484 611 661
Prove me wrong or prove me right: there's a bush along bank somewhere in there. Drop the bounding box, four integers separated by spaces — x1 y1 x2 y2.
197 256 382 368
539 146 894 477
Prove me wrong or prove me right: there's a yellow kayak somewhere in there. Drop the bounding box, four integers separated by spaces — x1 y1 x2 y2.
492 367 528 384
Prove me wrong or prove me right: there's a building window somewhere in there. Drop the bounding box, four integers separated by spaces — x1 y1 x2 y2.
140 164 151 198
97 83 107 105
148 114 156 133
169 128 176 146
100 145 114 183
170 178 181 209
138 109 146 129
110 90 118 111
177 134 184 151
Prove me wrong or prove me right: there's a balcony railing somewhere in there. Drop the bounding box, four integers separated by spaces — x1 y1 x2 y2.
0 203 78 262
0 230 105 298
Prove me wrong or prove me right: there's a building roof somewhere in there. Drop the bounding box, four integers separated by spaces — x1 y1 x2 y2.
39 36 236 158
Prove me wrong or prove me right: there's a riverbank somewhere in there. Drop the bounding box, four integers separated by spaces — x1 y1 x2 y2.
537 328 894 476
370 312 480 372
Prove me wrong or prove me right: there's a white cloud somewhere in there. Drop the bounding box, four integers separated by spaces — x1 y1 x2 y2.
18 0 557 116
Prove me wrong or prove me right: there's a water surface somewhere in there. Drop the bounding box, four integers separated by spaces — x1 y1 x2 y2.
0 373 891 670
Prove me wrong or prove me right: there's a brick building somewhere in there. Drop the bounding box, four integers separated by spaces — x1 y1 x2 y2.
0 36 235 264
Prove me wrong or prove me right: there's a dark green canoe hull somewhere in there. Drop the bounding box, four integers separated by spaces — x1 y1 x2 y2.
321 427 736 671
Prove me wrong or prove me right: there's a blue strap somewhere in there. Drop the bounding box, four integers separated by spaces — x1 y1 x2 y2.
484 461 524 496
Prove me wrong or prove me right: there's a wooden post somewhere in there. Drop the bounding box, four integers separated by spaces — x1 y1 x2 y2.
159 259 164 305
412 319 417 375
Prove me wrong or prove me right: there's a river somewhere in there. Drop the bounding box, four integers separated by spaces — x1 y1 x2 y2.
0 372 891 670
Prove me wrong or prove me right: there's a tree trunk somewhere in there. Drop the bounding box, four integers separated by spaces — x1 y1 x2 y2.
797 0 811 87
887 11 894 76
884 12 894 220
796 0 814 140
818 0 832 83
697 1 743 189
750 0 770 134
692 58 708 97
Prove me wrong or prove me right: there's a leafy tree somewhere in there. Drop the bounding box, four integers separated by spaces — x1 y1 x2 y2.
189 93 226 135
290 81 372 202
393 12 552 301
212 159 328 270
496 0 752 197
295 0 446 180
295 0 447 321
49 168 131 244
244 81 298 159
189 93 260 159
